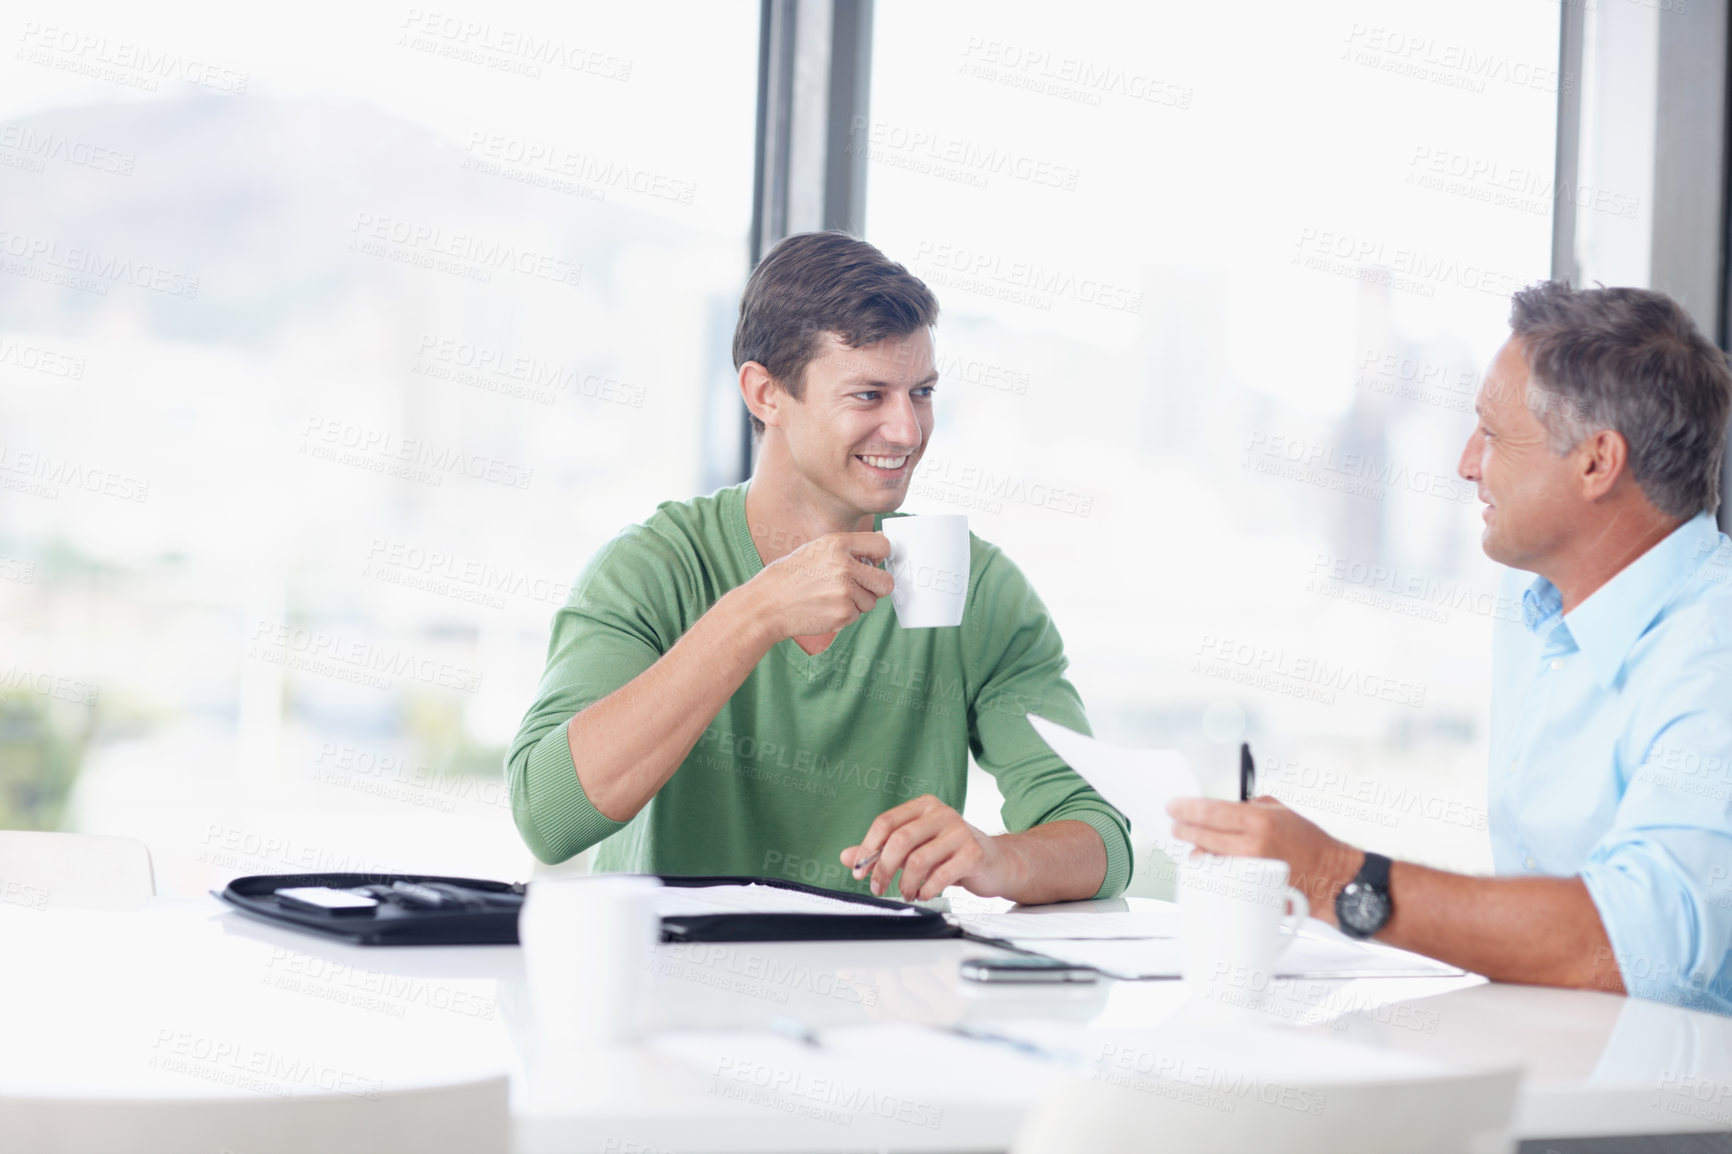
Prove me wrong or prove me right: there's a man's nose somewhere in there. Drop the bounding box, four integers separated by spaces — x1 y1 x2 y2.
881 393 921 447
1458 427 1482 482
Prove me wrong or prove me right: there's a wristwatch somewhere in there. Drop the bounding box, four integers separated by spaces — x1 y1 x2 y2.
1335 852 1393 940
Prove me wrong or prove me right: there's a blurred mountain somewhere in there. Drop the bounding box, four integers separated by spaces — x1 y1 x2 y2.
0 94 684 348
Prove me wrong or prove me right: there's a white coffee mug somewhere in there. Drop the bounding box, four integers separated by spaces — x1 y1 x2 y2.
1177 854 1309 997
518 874 663 1063
881 514 969 628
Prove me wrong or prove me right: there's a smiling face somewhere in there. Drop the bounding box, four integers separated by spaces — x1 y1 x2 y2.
1457 337 1588 571
773 328 937 523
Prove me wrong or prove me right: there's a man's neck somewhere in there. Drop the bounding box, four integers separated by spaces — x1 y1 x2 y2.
1545 502 1685 614
743 447 874 567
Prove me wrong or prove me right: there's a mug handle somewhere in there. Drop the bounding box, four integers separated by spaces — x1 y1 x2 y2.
1272 885 1310 957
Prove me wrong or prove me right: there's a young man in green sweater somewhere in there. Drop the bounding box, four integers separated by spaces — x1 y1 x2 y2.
507 232 1130 903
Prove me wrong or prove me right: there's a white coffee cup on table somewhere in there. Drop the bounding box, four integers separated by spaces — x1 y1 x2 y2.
881 514 969 628
519 874 662 1068
1177 854 1309 999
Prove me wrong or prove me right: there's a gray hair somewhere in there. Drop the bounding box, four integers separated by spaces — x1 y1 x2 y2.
1509 281 1732 518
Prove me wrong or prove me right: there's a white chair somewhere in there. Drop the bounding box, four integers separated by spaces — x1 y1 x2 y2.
1011 1064 1521 1154
0 830 156 910
0 1074 510 1154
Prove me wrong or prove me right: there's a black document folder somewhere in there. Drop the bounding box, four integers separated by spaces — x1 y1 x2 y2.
218 872 961 946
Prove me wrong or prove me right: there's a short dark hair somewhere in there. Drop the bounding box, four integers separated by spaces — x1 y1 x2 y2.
733 232 939 436
1509 281 1732 518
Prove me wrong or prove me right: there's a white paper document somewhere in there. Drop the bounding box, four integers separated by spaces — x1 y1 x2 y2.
1012 932 1464 980
1028 714 1201 858
652 1022 1050 1107
954 898 1181 941
654 883 920 919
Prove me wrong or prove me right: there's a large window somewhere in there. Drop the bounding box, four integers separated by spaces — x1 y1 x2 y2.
1 3 1574 897
0 2 759 893
865 2 1561 887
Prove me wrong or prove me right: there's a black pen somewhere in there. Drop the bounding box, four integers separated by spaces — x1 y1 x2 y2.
1240 742 1256 802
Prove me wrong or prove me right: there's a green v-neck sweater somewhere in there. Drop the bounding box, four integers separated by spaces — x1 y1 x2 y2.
506 482 1131 900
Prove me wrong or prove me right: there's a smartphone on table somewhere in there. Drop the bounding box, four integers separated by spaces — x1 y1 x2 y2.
960 955 1098 984
276 886 380 916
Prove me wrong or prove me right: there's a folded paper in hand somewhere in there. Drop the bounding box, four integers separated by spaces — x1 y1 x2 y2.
1027 715 1201 859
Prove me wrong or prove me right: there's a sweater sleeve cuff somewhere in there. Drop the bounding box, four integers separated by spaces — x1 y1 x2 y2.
1045 804 1133 900
517 723 629 865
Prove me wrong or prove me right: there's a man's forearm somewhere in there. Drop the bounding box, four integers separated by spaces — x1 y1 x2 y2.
1166 797 1629 995
567 585 776 821
992 820 1107 905
1358 862 1625 993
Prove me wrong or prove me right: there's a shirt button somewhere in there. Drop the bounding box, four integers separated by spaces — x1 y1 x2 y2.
1549 658 1565 671
1524 856 1537 871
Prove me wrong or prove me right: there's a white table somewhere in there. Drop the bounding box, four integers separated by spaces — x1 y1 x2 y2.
4 895 1729 1152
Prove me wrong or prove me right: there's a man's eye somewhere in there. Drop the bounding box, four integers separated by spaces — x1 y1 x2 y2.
853 391 880 401
914 386 936 399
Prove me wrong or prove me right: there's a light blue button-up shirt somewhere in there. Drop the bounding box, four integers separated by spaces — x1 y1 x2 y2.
1491 511 1732 1015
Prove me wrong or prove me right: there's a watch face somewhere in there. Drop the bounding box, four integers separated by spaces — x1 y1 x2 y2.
1338 881 1391 937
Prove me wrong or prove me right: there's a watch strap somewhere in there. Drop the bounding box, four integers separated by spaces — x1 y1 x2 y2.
1358 851 1392 891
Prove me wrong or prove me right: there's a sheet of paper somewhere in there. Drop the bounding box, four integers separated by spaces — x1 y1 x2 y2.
955 900 1180 941
1010 933 1464 980
652 1022 1050 1105
1012 937 1182 978
1279 934 1467 978
654 883 920 919
983 1019 1472 1084
1028 714 1200 858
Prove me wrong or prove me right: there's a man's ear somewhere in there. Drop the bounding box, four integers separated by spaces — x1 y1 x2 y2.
1577 428 1629 502
739 361 782 430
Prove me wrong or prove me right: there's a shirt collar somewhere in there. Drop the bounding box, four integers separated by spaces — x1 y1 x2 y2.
1561 512 1720 690
1521 577 1564 633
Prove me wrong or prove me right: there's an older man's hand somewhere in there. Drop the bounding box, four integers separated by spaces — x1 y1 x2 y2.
1166 795 1365 920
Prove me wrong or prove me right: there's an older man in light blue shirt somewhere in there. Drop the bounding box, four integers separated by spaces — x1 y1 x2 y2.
1172 282 1732 1012
1493 515 1732 1012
